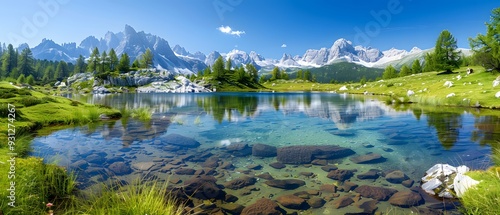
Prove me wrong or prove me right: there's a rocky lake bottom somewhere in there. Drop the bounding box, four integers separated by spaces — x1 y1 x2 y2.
31 93 496 214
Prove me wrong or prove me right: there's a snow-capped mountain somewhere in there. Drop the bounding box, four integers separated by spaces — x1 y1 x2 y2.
26 25 471 74
31 25 206 74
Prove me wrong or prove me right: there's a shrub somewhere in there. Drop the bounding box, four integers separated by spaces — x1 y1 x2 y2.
19 96 42 107
41 96 57 103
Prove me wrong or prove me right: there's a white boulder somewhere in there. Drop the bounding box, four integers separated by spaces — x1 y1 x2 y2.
496 91 500 98
456 75 462 80
493 80 500 88
407 90 415 97
421 164 479 199
446 93 455 98
444 81 453 88
339 86 348 91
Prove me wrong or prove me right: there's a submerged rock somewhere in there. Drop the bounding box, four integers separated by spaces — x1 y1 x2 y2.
357 169 381 180
327 169 354 181
331 196 354 209
108 162 132 175
354 185 397 201
349 153 385 164
224 176 257 190
277 145 355 164
385 170 409 184
265 179 306 190
241 198 284 215
252 143 277 157
163 134 201 148
269 162 286 169
389 191 424 207
276 194 309 209
183 175 225 200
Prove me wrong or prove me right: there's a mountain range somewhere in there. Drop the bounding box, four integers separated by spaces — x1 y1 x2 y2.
22 25 471 75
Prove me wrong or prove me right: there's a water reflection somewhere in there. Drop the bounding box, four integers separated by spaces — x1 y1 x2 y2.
69 93 500 152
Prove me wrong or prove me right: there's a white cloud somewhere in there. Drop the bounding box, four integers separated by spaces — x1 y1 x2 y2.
281 44 287 48
217 25 245 37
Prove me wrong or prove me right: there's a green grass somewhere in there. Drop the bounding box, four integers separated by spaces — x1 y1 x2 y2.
130 107 152 121
264 66 500 108
69 180 186 215
460 148 500 214
0 81 121 214
461 170 500 214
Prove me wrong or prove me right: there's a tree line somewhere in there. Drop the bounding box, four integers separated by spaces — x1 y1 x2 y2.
382 7 500 80
0 44 155 85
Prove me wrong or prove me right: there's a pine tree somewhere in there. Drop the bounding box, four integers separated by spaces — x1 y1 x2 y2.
26 74 35 85
2 44 18 77
296 69 303 80
470 7 500 72
87 47 100 72
203 66 211 76
132 58 140 68
270 67 280 81
108 48 118 71
432 30 461 72
280 69 289 80
304 70 312 81
54 61 69 80
43 65 54 82
212 56 225 80
17 74 25 84
399 65 411 77
382 65 398 79
140 49 153 68
73 55 86 74
117 53 130 73
411 59 422 74
225 58 232 70
245 64 258 82
100 51 109 72
235 66 247 82
17 47 35 77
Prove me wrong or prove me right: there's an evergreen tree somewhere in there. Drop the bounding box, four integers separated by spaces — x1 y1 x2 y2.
117 53 130 73
235 66 247 82
2 44 18 77
100 51 109 72
399 65 411 77
132 58 140 68
140 49 153 68
17 74 25 84
470 7 500 72
87 47 100 72
17 47 35 77
245 64 258 82
382 65 398 79
54 61 69 80
423 53 435 72
360 76 367 85
108 48 119 71
26 74 35 85
212 56 225 80
296 69 303 80
73 55 87 74
203 66 211 76
411 59 422 74
304 70 312 81
270 67 280 81
225 58 232 70
432 30 461 72
280 69 289 80
43 65 55 82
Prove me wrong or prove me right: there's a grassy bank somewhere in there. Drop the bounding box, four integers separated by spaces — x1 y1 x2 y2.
263 66 500 109
0 81 120 214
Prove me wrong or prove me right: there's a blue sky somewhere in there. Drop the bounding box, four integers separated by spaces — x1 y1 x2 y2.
0 0 498 59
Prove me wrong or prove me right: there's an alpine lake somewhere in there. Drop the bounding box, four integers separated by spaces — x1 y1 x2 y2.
31 92 499 214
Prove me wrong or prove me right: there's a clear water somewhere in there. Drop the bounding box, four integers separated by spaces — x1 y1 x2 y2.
31 92 498 214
